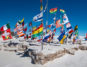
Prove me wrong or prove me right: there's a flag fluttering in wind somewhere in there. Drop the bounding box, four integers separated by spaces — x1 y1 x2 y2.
85 33 87 40
22 21 24 27
0 23 12 40
57 30 66 44
33 11 43 22
14 20 25 37
74 25 78 31
32 23 43 39
40 0 43 11
62 14 69 25
56 19 62 28
0 24 10 32
24 27 27 32
43 31 51 42
60 9 65 14
49 8 57 14
29 22 32 26
66 22 73 39
18 18 24 24
73 25 78 42
66 22 73 34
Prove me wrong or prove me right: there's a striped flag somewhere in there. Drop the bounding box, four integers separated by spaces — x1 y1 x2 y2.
49 8 57 14
57 31 66 44
33 12 43 22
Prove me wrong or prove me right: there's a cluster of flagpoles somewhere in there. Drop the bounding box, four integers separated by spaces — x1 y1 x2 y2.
0 0 85 51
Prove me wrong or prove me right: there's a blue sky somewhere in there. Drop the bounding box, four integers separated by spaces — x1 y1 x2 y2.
0 0 87 36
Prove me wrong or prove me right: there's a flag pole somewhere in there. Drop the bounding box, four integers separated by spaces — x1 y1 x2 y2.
40 0 43 50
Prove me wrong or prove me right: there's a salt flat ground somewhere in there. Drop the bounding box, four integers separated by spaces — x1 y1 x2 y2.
0 50 87 67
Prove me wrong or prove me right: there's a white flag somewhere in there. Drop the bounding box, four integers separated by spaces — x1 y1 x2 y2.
62 14 69 25
33 12 43 22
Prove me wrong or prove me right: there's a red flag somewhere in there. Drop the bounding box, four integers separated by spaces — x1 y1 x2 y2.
37 39 42 42
29 22 32 26
56 19 62 28
24 27 27 32
53 29 56 33
86 33 87 38
48 25 51 28
22 21 24 26
69 29 73 34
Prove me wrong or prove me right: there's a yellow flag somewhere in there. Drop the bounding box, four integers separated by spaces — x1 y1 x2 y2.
20 18 24 23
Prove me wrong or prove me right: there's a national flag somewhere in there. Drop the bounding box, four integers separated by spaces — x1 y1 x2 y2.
24 27 27 32
60 25 64 33
57 31 66 44
0 24 10 32
85 33 87 40
66 22 73 34
56 19 62 28
62 14 69 25
60 9 65 14
43 33 51 42
86 33 87 38
2 31 12 40
66 22 72 30
40 3 43 11
17 31 25 37
22 21 24 26
33 12 43 22
18 18 24 24
52 33 55 39
66 22 73 38
32 26 36 30
74 25 78 31
29 22 32 26
49 8 57 14
1 24 12 40
48 25 51 28
53 29 56 33
32 23 43 38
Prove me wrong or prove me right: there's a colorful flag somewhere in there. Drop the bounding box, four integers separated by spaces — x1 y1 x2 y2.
66 22 73 33
85 33 87 40
1 24 12 40
62 14 69 25
60 9 65 14
49 8 57 14
66 22 73 38
22 21 24 27
57 31 66 44
32 26 36 30
2 31 12 40
60 25 64 33
40 2 43 11
24 27 27 32
0 24 10 32
48 25 51 28
32 23 43 38
74 25 78 31
33 12 43 22
43 33 51 42
56 19 62 28
53 29 56 33
29 22 32 26
18 18 24 24
14 21 25 37
17 31 25 37
86 33 87 38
